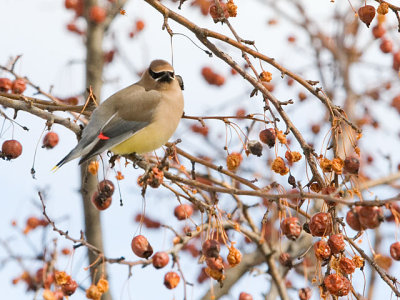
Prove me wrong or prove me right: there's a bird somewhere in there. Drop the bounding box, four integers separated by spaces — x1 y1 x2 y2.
53 59 184 170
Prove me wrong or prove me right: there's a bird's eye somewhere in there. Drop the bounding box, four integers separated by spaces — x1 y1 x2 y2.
149 68 164 79
167 71 174 78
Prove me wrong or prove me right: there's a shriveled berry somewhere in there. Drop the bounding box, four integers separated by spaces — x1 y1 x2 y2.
280 217 302 240
152 252 170 269
390 241 400 260
298 287 312 300
328 234 345 254
98 179 115 197
0 78 12 92
358 5 376 27
358 206 383 229
278 252 293 268
227 245 241 266
344 156 359 174
202 239 220 258
226 152 242 172
97 278 109 293
346 208 363 231
61 278 78 296
164 271 180 289
206 256 224 271
2 140 23 159
209 1 229 23
131 235 153 258
42 132 59 149
259 128 275 148
239 292 253 300
323 273 351 296
91 191 112 210
309 212 332 237
247 140 263 157
339 257 356 274
174 204 193 220
89 6 106 23
12 79 26 94
314 240 331 260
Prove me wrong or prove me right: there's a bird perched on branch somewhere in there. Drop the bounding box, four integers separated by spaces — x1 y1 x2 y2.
53 59 184 170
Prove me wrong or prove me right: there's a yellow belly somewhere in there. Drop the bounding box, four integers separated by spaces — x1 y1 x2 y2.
110 123 169 155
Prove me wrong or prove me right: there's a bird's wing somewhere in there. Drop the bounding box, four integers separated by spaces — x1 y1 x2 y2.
54 85 162 168
77 114 149 164
77 86 162 164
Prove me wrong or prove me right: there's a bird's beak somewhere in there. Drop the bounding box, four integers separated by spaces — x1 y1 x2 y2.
159 71 174 83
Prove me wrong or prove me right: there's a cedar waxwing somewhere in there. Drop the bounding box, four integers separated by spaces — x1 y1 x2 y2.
53 59 184 169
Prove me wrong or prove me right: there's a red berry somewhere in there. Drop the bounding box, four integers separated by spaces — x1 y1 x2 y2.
346 208 363 231
314 240 331 260
323 273 351 296
174 204 193 220
259 128 276 148
0 78 12 92
358 206 383 229
91 191 112 210
344 156 360 174
239 292 253 300
66 23 84 35
358 5 376 28
390 242 400 260
280 217 302 240
202 239 220 258
12 79 26 94
98 179 115 197
328 234 345 254
339 257 356 274
298 287 312 300
391 95 400 113
61 278 78 296
2 140 22 159
393 51 400 71
309 212 332 237
131 235 153 258
152 252 170 269
380 39 393 53
64 0 78 9
372 25 386 38
42 132 59 149
89 6 106 24
164 271 180 289
35 268 54 289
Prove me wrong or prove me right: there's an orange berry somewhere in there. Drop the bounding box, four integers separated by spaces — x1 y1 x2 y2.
164 271 180 289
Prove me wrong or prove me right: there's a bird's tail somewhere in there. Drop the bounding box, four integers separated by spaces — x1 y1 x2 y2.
51 147 84 172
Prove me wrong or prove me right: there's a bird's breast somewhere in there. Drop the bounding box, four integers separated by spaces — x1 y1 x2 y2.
111 91 183 155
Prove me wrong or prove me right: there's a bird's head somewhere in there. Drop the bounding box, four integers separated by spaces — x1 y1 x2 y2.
143 60 183 91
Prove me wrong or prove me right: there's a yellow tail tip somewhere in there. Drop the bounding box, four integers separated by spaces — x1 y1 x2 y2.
51 165 60 172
